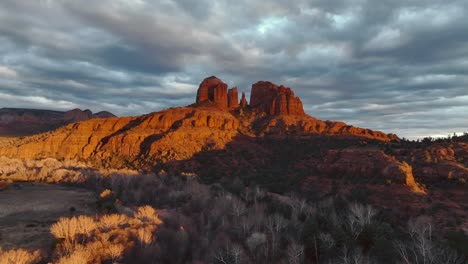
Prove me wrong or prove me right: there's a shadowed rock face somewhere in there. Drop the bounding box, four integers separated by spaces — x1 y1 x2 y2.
315 148 424 193
240 92 248 108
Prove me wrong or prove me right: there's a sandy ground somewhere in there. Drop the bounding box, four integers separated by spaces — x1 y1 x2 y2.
0 182 96 250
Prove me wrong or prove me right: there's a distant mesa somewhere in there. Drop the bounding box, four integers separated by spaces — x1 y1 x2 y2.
0 108 116 136
195 76 305 116
65 108 115 122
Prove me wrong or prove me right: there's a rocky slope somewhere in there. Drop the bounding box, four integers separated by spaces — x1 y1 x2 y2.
0 108 115 136
392 138 468 187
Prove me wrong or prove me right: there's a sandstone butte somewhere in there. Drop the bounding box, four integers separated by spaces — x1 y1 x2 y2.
0 76 432 192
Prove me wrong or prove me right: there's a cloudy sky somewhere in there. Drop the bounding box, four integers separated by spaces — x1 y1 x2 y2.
0 0 467 139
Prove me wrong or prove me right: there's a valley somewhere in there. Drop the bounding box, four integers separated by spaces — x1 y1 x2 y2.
0 183 96 250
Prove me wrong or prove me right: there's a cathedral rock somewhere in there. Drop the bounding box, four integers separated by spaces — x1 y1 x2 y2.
196 76 229 109
195 77 306 116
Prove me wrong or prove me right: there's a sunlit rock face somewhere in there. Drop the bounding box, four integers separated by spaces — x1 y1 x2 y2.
227 87 239 109
196 76 229 109
195 77 306 116
250 81 305 116
0 107 240 163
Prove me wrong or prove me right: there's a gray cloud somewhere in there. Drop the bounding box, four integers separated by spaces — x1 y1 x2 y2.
0 0 467 139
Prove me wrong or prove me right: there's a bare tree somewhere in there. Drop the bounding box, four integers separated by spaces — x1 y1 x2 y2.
347 203 377 239
395 216 464 264
266 214 287 254
230 196 246 223
230 244 244 264
240 215 255 237
407 217 434 264
318 232 335 249
287 241 304 264
213 243 245 264
338 246 368 264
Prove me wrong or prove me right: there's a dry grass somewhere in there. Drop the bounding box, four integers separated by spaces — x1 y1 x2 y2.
0 248 41 264
50 206 162 263
0 156 140 184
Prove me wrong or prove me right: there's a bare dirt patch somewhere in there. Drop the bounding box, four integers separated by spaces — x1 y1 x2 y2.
0 182 96 250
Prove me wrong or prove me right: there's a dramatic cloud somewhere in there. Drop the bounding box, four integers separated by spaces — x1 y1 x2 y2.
0 0 467 139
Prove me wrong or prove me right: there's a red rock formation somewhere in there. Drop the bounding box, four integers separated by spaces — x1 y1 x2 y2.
0 77 402 171
0 107 240 163
228 87 239 109
240 92 248 108
213 85 228 109
196 76 228 109
395 144 468 185
255 115 397 141
250 81 305 115
314 147 423 192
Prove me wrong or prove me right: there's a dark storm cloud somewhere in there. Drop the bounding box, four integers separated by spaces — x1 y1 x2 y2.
0 0 467 138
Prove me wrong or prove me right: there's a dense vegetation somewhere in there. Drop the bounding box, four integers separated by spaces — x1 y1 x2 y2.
0 157 467 263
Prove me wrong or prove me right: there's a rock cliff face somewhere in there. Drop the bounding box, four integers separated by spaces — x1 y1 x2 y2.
195 77 306 115
0 108 116 136
196 76 229 109
240 92 248 108
228 87 239 109
250 81 305 115
394 142 468 185
0 107 239 163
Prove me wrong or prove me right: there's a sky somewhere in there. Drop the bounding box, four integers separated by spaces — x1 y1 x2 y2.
0 0 467 139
